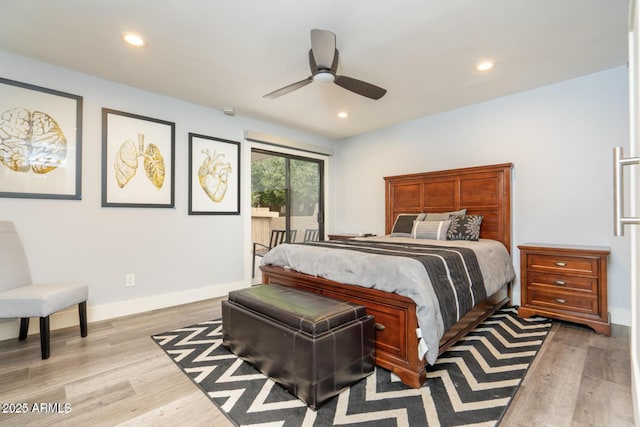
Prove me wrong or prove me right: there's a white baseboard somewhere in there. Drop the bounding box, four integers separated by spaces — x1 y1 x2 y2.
610 307 632 327
0 281 248 342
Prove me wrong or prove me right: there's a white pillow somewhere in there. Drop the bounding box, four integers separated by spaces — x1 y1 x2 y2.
411 220 451 240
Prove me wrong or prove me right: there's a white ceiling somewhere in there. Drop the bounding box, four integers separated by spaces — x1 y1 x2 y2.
0 0 630 140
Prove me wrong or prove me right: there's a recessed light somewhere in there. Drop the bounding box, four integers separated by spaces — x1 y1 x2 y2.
337 111 348 119
122 32 147 47
476 60 495 72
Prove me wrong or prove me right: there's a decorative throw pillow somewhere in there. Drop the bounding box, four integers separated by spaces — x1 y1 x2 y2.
424 208 467 221
447 215 483 241
391 213 426 237
411 220 451 240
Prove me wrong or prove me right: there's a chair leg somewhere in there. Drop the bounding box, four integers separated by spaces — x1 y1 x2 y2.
19 318 29 340
40 316 50 359
79 301 87 337
252 253 256 279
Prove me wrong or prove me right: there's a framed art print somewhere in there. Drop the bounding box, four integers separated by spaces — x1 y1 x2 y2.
0 77 83 199
188 133 240 215
102 108 175 208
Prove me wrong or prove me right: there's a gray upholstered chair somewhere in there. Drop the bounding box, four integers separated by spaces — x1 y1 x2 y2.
0 221 88 359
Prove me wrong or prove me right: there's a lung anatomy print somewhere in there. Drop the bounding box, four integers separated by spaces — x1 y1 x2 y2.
101 108 175 208
113 133 165 190
0 107 67 175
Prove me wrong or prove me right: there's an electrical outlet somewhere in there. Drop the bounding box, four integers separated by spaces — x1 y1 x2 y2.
125 273 136 287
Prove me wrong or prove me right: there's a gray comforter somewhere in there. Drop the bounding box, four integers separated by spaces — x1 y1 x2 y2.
260 235 515 364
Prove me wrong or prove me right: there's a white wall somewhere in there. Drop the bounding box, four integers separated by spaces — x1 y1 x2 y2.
331 67 631 326
0 51 334 338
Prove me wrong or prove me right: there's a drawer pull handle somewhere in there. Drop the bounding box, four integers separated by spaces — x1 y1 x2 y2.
555 262 567 267
554 280 566 286
554 298 566 304
374 323 386 331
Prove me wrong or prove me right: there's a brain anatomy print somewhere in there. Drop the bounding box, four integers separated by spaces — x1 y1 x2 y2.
0 107 67 174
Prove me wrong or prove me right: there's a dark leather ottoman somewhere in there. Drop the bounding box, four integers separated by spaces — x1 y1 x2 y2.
221 284 375 409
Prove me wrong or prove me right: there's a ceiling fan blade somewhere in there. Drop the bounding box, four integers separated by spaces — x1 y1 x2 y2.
263 77 313 99
310 29 336 69
334 75 387 100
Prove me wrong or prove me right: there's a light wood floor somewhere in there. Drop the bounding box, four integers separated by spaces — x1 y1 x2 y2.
0 297 634 427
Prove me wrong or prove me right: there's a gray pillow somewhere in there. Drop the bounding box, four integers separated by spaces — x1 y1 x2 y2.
424 209 467 221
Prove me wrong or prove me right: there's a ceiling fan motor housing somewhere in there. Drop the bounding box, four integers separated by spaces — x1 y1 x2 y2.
312 70 335 83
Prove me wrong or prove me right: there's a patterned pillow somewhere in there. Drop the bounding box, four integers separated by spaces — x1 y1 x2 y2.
411 220 451 240
424 209 467 221
447 215 483 241
391 213 426 237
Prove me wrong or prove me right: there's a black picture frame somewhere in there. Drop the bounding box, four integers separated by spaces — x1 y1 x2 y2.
0 77 83 200
188 133 240 215
102 108 175 208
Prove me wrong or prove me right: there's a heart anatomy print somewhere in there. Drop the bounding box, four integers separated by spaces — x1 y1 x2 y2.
0 107 67 174
114 133 165 189
198 149 232 203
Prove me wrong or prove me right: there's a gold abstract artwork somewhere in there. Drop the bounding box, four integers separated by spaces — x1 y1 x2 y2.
0 107 67 174
114 133 165 189
198 149 232 202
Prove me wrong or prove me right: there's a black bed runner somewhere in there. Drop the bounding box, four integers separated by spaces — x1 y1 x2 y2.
300 240 486 330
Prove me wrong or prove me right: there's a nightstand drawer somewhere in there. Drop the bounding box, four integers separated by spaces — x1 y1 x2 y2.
527 289 598 315
527 253 597 275
527 271 597 293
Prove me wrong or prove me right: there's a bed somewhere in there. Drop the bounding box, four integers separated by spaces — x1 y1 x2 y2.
259 163 514 389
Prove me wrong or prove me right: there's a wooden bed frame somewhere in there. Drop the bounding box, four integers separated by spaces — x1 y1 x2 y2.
260 163 514 388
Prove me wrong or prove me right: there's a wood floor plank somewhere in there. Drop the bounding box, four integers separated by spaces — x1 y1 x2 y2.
0 297 633 427
582 344 631 387
572 375 635 427
115 391 233 427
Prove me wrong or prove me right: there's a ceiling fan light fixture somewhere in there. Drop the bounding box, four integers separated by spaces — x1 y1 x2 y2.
313 71 335 83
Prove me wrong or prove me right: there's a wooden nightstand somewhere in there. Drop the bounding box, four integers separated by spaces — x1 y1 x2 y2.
517 243 611 336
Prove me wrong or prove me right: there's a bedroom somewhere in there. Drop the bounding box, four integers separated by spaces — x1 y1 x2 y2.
0 1 636 426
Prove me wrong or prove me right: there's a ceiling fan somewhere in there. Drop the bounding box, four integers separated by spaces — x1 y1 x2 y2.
264 29 387 100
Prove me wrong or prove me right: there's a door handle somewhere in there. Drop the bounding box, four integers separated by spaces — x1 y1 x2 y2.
614 147 640 236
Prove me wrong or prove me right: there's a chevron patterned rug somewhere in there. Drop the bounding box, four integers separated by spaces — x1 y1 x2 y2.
152 307 551 427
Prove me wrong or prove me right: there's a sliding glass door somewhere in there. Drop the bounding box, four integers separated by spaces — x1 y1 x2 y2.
251 149 324 253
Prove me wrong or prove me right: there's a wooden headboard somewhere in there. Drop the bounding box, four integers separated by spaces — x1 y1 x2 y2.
384 163 513 253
